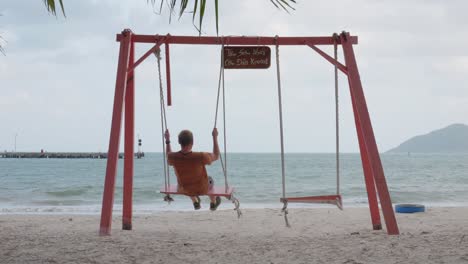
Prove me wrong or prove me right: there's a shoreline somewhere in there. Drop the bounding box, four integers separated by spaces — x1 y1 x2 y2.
1 207 467 263
1 203 468 215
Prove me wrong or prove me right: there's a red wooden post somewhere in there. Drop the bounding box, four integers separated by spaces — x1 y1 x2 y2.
122 40 135 230
356 126 383 230
341 32 399 235
99 29 132 236
347 78 382 230
165 42 172 106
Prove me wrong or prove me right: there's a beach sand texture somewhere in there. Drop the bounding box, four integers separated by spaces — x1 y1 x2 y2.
1 207 467 264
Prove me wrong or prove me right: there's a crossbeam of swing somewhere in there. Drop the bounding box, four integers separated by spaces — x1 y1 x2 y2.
116 34 358 46
124 34 357 106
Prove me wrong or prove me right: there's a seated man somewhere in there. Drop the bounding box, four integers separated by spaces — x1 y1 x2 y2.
165 128 221 211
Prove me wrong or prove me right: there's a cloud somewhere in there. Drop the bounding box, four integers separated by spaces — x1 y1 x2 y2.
0 0 467 153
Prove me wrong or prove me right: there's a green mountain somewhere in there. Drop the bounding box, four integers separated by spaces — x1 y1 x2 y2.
387 124 468 153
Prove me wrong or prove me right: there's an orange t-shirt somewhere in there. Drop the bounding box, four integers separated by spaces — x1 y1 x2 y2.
167 151 212 196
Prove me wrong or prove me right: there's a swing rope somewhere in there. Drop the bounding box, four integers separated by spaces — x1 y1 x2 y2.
213 42 242 218
333 33 340 197
155 48 173 202
214 43 229 192
274 36 290 227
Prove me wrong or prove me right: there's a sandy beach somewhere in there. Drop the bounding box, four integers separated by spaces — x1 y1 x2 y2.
1 207 467 264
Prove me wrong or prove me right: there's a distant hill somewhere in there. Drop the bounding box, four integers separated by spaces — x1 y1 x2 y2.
387 124 468 153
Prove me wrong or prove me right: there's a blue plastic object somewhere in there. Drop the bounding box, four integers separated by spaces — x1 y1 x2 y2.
395 204 425 213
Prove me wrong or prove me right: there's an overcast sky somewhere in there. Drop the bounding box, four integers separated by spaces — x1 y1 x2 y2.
1 0 467 153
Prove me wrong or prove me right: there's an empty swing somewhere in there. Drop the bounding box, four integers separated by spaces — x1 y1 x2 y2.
154 47 241 217
275 36 343 226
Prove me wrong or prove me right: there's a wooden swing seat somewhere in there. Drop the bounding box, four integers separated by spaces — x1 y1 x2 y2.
160 184 234 198
280 194 343 210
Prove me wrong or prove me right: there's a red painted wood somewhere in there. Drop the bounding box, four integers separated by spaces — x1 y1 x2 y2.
165 43 172 106
116 34 358 46
102 30 398 235
307 44 348 75
346 69 382 230
341 32 399 235
351 99 382 230
122 41 135 231
160 184 234 198
127 41 164 73
100 29 132 236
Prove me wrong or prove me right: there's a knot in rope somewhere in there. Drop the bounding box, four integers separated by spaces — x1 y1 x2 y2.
230 194 242 218
281 199 290 228
332 32 340 43
154 48 162 60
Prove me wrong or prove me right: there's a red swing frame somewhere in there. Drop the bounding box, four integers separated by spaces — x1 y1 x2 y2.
99 29 399 236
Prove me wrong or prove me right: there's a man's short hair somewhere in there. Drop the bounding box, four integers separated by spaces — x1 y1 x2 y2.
178 130 193 147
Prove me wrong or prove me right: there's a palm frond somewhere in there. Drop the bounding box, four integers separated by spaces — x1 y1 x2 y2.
159 0 164 14
192 0 199 22
214 0 219 35
179 0 189 20
155 0 297 35
271 0 292 13
43 0 66 17
168 0 176 23
270 0 280 9
278 0 296 10
198 0 207 36
0 14 5 55
0 35 6 56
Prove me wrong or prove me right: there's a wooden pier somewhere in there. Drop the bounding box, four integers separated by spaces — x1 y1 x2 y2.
0 152 145 159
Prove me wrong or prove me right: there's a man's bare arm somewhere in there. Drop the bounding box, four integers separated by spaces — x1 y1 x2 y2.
164 129 172 154
211 128 220 162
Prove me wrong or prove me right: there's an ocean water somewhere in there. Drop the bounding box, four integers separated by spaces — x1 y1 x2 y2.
0 153 467 214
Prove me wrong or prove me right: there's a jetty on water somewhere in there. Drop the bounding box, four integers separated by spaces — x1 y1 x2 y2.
0 152 145 159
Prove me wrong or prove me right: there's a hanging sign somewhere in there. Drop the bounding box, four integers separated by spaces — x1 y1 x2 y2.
223 46 271 69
